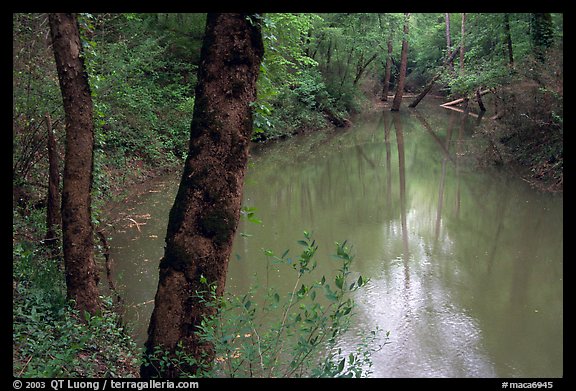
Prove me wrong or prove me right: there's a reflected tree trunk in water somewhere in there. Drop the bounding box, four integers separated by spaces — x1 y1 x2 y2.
301 180 315 222
486 183 510 276
393 113 410 273
383 114 393 209
434 115 455 243
412 110 456 166
454 112 464 219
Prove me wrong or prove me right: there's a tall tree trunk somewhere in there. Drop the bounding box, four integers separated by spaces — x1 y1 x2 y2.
381 39 393 101
391 13 410 112
503 13 514 68
45 112 61 257
48 13 101 316
530 13 554 61
445 13 454 71
141 13 264 378
460 13 466 74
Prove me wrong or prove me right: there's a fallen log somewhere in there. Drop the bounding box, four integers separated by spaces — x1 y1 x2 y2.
441 89 491 107
440 104 479 118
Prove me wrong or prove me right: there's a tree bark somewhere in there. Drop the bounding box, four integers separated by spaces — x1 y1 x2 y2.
48 13 101 316
391 13 410 112
45 112 61 257
141 13 264 378
381 39 393 101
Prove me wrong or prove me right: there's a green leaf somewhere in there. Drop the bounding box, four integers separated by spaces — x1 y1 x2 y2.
337 358 345 373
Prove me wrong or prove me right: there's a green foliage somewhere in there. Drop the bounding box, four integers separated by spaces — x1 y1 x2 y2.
13 237 140 378
88 20 195 165
13 295 140 377
145 233 387 378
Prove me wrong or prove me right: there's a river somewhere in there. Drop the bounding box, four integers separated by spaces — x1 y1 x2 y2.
107 99 563 378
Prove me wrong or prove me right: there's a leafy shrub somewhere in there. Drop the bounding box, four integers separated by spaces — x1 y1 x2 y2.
143 233 387 378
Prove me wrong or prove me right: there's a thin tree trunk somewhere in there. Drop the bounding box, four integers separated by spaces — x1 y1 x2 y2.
408 47 458 108
408 73 441 108
141 13 264 378
445 13 454 71
353 52 378 86
45 112 61 257
340 48 354 88
476 88 487 111
408 46 461 108
460 13 466 74
391 13 410 112
48 13 101 316
381 39 393 101
503 13 514 68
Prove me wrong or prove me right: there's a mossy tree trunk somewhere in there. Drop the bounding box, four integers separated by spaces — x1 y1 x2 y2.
141 13 264 378
48 13 101 317
530 13 554 61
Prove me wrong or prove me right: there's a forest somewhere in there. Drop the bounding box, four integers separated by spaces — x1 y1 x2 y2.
13 13 562 379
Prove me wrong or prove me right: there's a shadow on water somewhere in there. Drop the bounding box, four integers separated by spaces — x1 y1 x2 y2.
108 99 562 378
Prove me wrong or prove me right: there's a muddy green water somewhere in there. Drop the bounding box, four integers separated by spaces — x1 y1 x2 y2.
108 100 563 377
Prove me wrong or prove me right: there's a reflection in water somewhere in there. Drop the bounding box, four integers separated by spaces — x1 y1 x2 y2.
108 100 562 378
353 109 497 377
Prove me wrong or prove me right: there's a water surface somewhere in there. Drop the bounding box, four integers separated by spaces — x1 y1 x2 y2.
108 100 563 377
